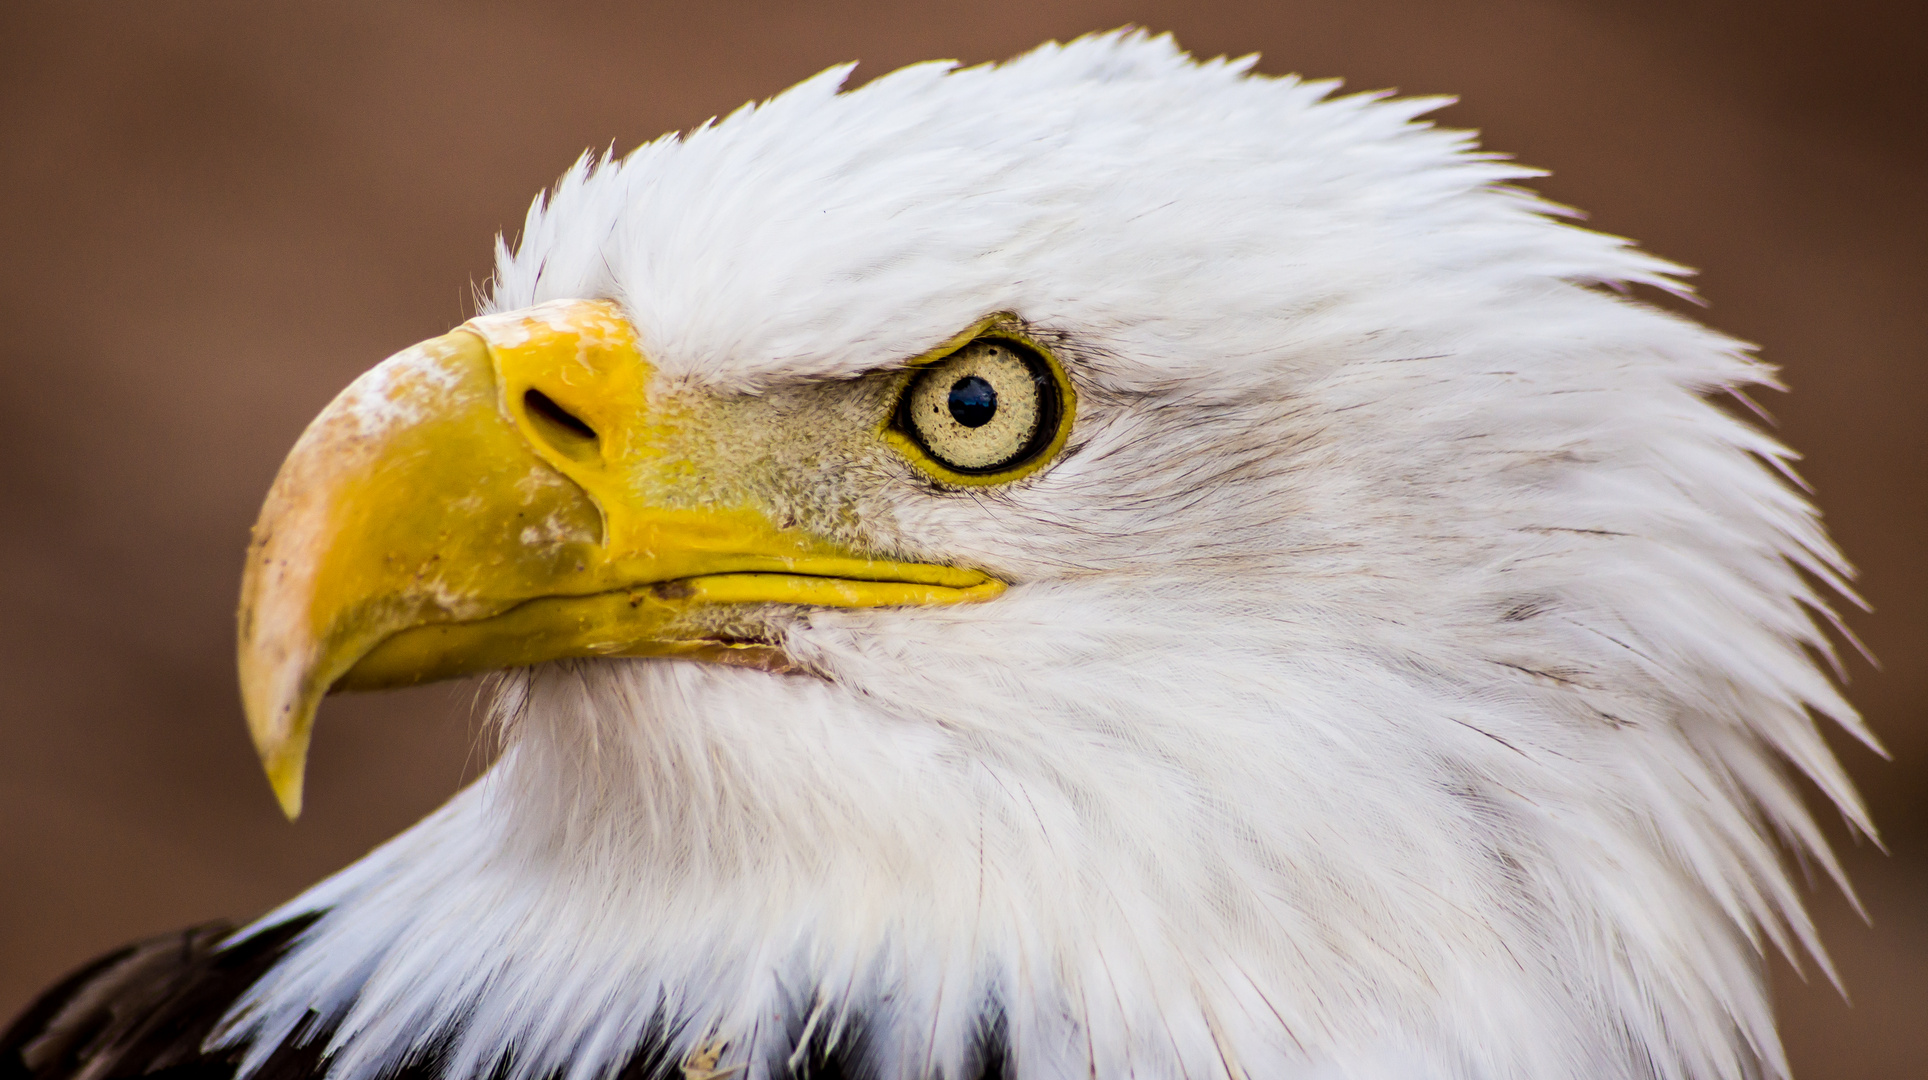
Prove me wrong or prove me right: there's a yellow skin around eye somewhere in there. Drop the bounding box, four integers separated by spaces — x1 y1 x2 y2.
905 341 1042 471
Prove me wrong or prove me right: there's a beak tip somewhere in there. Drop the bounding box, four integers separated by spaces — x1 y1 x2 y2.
244 692 313 821
260 736 309 820
271 772 305 821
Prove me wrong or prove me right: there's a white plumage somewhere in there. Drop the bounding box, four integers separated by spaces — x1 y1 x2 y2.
214 30 1869 1080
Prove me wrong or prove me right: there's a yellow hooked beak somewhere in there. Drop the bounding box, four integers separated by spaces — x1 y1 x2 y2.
239 299 1001 818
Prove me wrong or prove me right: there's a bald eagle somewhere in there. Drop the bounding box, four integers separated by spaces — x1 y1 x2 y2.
2 30 1873 1080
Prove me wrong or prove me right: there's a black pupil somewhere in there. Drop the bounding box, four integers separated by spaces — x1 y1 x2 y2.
947 375 998 428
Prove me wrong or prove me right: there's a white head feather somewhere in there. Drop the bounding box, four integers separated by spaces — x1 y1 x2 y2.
216 30 1871 1080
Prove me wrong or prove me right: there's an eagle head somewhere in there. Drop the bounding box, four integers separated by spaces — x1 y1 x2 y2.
216 30 1868 1080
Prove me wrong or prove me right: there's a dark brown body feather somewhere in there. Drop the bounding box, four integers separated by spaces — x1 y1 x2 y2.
1 920 323 1080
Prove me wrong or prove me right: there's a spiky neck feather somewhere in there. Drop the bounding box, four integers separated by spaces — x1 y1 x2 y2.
221 558 1858 1080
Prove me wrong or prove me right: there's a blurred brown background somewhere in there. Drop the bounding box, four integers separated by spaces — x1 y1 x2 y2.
0 1 1921 1075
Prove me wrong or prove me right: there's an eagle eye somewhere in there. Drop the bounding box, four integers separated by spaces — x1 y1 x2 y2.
888 336 1073 484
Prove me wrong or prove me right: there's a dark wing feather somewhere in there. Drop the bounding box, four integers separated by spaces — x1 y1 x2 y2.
1 919 320 1080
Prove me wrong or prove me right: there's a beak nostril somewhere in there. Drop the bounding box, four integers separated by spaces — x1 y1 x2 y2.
522 389 600 452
